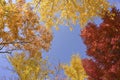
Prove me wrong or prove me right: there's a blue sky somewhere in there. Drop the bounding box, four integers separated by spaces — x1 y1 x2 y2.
43 25 86 64
0 0 120 79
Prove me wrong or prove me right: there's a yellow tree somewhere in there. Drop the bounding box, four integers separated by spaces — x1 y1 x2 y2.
63 54 87 80
0 0 53 79
33 0 110 29
7 52 52 80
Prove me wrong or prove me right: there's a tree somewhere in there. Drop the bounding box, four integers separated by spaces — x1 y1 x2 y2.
0 0 53 79
0 0 53 56
81 8 120 80
62 54 87 80
0 0 118 80
7 52 52 80
33 0 110 29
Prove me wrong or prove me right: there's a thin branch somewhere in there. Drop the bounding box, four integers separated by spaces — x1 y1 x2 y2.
0 41 31 45
0 39 5 50
0 45 4 50
35 0 41 8
0 51 11 54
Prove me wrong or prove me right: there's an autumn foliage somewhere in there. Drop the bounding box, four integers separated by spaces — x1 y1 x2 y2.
81 8 120 80
33 0 110 29
0 1 53 79
0 0 120 80
63 54 87 80
0 0 53 56
7 52 52 80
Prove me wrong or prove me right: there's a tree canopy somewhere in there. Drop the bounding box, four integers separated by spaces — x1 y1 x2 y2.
33 0 110 29
63 55 87 80
81 8 120 80
0 0 119 80
0 0 53 57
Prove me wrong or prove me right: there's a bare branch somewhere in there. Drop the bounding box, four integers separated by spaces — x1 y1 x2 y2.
0 51 11 54
0 45 4 50
0 41 31 45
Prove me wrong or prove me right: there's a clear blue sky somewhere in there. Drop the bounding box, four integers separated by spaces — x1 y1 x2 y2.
0 0 120 79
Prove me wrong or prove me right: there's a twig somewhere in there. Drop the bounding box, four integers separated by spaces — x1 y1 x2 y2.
0 41 31 45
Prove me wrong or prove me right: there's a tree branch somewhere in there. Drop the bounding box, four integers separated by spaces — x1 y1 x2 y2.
0 51 11 54
0 45 4 50
0 41 31 45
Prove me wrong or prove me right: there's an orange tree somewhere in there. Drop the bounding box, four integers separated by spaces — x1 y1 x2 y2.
0 0 53 80
0 0 53 55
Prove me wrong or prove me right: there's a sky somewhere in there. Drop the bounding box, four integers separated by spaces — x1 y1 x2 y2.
0 0 120 79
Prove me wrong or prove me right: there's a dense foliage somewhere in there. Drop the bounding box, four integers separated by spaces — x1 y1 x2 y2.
0 0 53 80
81 8 120 80
0 0 119 80
33 0 110 29
7 53 52 80
0 0 53 56
63 55 87 80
